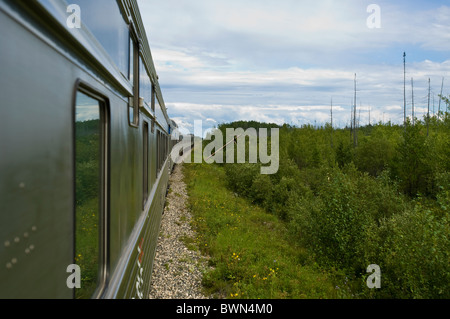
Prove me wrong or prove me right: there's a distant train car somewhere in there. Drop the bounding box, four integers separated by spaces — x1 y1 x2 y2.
0 0 176 298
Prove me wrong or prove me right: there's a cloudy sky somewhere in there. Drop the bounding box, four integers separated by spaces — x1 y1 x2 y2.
137 0 450 134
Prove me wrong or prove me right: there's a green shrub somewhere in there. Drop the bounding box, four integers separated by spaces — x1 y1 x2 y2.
250 173 273 208
218 120 449 298
364 204 449 299
354 134 395 176
335 140 353 168
391 119 433 197
224 163 260 198
289 165 409 275
289 167 371 272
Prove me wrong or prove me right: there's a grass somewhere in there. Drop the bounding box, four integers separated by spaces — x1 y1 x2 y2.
75 197 99 299
183 162 340 299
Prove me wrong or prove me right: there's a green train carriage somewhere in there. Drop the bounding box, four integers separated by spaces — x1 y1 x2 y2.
0 0 176 298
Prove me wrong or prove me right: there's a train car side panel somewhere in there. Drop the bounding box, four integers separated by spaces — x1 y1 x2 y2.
0 5 75 298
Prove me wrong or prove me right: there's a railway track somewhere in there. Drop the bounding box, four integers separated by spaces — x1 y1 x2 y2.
149 163 211 299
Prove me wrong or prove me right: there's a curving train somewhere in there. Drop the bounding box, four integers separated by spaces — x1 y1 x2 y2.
0 0 179 298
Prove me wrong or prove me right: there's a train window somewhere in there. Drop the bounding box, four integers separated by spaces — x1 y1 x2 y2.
151 85 156 113
165 135 168 159
159 131 163 172
164 135 167 160
156 130 160 173
160 131 162 171
70 0 129 76
162 133 165 168
129 33 140 127
140 56 152 107
74 89 108 299
143 122 149 207
163 134 165 162
128 37 134 82
155 96 161 117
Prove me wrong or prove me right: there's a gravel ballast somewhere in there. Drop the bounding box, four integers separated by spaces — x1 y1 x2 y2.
149 163 210 299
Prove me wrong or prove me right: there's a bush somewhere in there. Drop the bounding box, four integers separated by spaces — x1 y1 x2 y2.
354 134 395 176
250 173 273 208
335 140 353 168
364 204 449 298
391 120 433 197
218 120 449 298
289 165 409 275
224 163 260 198
289 167 372 272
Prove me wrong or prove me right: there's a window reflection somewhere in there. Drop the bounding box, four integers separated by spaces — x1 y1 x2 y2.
140 56 152 106
70 0 130 76
143 122 149 206
129 36 139 126
129 37 134 82
75 91 101 299
129 104 135 125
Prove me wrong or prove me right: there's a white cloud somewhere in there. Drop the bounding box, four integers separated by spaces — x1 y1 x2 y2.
141 1 450 63
138 0 450 128
161 55 450 130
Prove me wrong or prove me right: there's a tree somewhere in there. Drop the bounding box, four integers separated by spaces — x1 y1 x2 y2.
392 119 432 196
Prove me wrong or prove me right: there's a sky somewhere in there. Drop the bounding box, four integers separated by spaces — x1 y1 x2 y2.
137 0 450 134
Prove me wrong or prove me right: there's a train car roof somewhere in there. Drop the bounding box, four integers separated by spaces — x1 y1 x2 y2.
29 0 171 127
